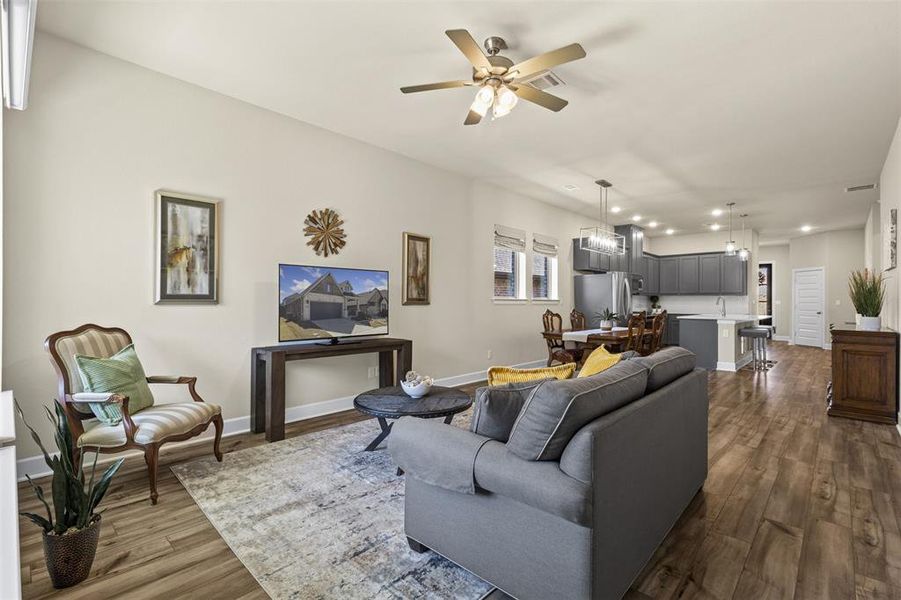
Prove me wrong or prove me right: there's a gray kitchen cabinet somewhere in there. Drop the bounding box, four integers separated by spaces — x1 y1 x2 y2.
596 250 611 272
659 257 680 294
678 255 700 294
666 313 683 345
648 256 660 294
698 254 722 294
572 238 594 272
721 254 747 294
642 254 659 295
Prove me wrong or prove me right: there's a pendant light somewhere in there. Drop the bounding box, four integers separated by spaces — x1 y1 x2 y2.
580 179 626 255
724 202 737 256
738 214 750 261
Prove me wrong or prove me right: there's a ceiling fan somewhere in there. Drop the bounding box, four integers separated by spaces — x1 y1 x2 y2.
401 29 586 125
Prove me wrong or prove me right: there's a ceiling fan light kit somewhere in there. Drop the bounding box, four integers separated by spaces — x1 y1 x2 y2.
401 29 586 125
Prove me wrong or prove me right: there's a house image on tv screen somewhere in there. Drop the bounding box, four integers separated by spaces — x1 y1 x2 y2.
279 265 388 341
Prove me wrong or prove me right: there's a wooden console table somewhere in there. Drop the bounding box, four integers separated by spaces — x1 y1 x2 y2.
827 326 898 424
251 338 413 442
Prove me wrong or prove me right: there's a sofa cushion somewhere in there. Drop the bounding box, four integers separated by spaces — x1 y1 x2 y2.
633 347 697 393
505 360 648 461
471 380 545 442
487 363 576 386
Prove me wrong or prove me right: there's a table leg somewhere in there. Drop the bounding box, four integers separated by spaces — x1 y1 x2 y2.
264 352 286 442
364 417 393 451
250 352 267 434
378 351 393 387
397 341 413 384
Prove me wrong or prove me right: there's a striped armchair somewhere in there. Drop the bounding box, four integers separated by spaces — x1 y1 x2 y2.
45 324 223 504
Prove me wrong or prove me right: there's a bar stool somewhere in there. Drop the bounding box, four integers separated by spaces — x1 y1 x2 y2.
758 324 777 367
739 327 771 371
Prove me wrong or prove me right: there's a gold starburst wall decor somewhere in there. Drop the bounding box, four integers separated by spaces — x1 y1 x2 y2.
304 208 346 257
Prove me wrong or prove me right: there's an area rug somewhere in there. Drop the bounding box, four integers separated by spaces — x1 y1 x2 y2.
171 414 492 599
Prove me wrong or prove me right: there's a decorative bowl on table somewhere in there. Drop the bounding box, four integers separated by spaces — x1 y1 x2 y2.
401 371 433 398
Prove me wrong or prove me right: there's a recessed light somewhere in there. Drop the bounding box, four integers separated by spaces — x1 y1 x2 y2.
632 214 641 222
665 228 675 235
648 221 658 228
711 209 723 217
611 206 621 213
800 225 812 232
563 184 579 191
710 223 721 231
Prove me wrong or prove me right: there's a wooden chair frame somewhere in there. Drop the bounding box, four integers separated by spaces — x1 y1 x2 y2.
45 324 223 504
624 312 647 353
541 309 582 366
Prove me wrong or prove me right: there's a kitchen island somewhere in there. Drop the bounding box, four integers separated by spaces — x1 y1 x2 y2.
677 314 760 371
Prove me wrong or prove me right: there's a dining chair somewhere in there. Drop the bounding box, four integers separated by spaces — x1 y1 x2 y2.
45 324 223 504
541 309 582 366
624 312 647 354
646 310 668 354
570 309 588 331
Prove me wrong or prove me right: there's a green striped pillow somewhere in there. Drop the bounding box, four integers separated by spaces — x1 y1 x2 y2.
75 344 154 425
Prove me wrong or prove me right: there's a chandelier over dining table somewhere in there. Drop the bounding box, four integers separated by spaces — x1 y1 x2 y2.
580 179 626 255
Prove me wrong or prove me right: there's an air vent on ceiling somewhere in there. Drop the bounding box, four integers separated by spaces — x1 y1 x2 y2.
521 70 564 91
845 183 878 192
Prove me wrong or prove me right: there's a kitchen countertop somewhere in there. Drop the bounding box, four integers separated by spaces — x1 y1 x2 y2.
677 314 761 325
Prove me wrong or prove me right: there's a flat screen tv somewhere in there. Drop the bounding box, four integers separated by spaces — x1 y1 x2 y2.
279 264 389 343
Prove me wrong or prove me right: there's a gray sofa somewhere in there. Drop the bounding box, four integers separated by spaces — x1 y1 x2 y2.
389 347 708 600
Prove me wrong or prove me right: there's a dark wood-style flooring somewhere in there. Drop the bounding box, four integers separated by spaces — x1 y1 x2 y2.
17 342 901 599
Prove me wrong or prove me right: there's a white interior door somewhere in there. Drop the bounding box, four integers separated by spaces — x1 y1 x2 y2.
793 268 825 347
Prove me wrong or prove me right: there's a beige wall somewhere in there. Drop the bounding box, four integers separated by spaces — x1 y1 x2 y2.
878 117 900 423
757 244 790 338
864 201 882 273
3 35 588 461
789 229 865 343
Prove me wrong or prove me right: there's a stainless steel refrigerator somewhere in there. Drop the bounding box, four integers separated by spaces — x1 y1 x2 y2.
573 272 633 328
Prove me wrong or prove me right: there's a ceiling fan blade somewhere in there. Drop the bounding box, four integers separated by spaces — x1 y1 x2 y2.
512 85 569 112
510 43 586 79
446 29 491 71
464 109 483 126
400 80 470 94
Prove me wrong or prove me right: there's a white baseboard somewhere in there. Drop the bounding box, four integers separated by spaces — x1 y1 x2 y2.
772 335 790 342
15 358 544 481
716 353 753 372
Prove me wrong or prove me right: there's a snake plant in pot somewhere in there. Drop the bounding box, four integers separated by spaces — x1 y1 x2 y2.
16 401 124 589
596 308 619 330
848 268 886 331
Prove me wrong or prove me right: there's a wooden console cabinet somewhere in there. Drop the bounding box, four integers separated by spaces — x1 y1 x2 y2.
827 327 899 424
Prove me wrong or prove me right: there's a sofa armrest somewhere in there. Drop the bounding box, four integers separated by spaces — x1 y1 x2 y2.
70 392 122 404
474 441 592 526
389 417 492 494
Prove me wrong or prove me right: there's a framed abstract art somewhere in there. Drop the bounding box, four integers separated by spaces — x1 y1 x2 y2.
402 232 430 305
155 190 220 303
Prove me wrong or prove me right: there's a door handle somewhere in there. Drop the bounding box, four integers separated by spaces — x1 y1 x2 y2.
816 311 822 315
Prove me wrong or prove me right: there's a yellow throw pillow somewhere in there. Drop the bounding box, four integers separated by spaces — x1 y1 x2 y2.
577 346 622 378
488 363 577 386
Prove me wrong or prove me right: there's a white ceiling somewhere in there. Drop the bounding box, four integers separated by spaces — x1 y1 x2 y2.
37 1 901 242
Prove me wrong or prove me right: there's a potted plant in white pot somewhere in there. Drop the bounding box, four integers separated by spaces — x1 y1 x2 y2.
596 308 619 331
16 401 124 589
848 269 886 331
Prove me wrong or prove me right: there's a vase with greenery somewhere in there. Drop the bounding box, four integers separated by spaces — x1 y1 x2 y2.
596 308 619 330
848 268 886 331
16 401 124 589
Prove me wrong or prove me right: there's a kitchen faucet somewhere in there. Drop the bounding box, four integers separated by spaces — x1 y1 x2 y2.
716 296 726 318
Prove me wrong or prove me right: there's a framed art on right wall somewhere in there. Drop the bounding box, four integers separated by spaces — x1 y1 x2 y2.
402 232 430 305
888 208 897 271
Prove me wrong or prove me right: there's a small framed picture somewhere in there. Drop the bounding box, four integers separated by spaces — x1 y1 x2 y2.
155 190 220 303
402 232 430 305
888 208 897 271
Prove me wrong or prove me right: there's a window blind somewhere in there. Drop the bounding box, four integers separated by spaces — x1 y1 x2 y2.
494 224 526 252
532 233 558 257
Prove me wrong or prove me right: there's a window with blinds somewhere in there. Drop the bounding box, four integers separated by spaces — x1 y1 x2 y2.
494 225 526 299
532 233 559 300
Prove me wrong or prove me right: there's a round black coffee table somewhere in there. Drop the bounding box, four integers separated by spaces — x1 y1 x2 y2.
353 385 472 452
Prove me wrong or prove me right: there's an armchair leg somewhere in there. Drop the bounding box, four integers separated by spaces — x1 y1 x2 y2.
144 444 160 505
212 414 224 462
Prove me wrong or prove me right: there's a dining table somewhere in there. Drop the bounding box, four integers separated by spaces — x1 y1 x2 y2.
542 327 650 359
